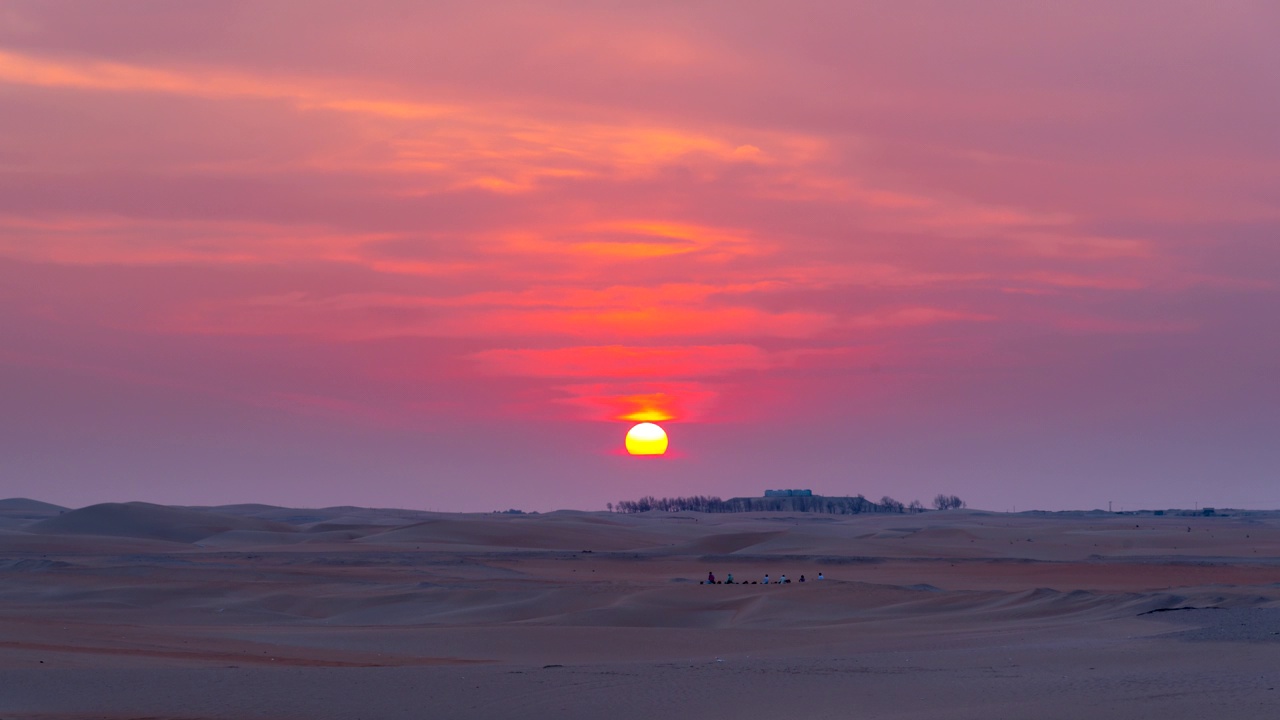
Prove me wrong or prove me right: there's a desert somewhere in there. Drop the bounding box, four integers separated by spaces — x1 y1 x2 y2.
6 2 1279 717
2 498 1279 719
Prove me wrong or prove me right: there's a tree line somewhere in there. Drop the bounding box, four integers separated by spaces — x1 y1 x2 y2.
609 493 964 514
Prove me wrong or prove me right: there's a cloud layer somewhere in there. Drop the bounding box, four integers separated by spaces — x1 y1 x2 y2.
1 1 1277 511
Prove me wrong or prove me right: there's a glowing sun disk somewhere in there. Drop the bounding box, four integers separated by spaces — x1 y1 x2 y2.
625 422 668 455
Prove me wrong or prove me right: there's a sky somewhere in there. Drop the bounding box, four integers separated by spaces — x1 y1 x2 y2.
1 1 1277 513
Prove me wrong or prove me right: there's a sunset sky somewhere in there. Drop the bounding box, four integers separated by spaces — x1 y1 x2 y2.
2 1 1277 512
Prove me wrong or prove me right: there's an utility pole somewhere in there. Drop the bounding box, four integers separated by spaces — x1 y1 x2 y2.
1109 501 1112 513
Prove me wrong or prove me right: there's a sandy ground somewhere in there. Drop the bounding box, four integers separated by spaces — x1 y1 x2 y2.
2 499 1279 718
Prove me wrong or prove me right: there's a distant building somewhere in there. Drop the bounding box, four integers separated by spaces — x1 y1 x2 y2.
764 489 812 497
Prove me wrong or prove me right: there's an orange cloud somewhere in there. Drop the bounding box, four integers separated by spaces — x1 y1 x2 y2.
160 297 834 341
496 219 764 262
0 49 454 117
450 306 833 340
473 344 772 379
0 48 793 197
554 381 721 422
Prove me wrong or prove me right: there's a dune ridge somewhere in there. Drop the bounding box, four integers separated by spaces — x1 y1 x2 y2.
27 501 297 543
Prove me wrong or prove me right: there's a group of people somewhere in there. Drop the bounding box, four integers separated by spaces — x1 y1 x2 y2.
702 571 824 585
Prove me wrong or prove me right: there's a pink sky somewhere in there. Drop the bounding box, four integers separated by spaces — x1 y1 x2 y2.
1 1 1277 512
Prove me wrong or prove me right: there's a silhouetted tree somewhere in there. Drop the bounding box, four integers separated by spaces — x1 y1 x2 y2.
611 493 910 515
908 499 925 513
880 496 905 513
933 494 965 510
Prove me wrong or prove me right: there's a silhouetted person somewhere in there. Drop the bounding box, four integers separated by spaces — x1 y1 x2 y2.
799 575 806 583
763 574 770 584
708 571 716 584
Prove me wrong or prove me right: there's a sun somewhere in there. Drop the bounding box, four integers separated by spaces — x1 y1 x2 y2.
625 422 668 455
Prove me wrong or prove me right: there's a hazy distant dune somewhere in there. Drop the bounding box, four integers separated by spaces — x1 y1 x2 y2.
0 498 68 513
188 503 290 517
196 503 443 527
28 501 297 543
0 498 70 531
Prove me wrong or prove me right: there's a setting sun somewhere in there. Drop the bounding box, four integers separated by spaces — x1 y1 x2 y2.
625 422 668 456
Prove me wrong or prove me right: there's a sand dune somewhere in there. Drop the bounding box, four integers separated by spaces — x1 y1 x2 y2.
195 502 443 526
27 501 297 543
4 503 1280 718
0 497 67 514
0 498 68 530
